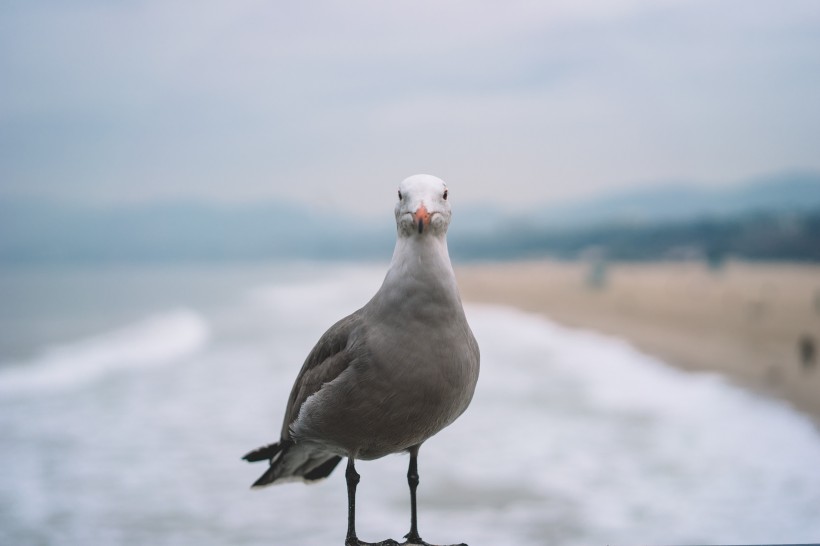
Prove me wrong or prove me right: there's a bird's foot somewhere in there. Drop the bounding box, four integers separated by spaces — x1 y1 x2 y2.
402 542 466 546
345 538 400 546
401 532 467 546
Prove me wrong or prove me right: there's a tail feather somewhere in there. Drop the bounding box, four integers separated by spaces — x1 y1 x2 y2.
251 464 282 488
242 442 285 463
303 455 342 481
243 440 341 488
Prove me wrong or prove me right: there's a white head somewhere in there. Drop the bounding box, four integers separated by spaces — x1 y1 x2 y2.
394 174 451 238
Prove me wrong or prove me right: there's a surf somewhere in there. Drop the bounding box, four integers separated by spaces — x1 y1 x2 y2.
0 309 210 394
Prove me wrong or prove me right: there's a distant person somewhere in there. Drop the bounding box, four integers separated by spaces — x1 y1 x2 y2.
798 334 816 370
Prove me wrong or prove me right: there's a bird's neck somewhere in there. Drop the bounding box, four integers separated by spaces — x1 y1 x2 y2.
371 234 463 318
388 233 455 285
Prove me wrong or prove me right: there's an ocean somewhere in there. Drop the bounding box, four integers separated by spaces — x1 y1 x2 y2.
1 262 819 546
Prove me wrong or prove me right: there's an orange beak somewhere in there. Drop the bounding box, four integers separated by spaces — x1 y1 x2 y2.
413 204 431 234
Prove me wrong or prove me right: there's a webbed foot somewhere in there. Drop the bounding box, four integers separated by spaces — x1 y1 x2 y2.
345 539 400 546
401 533 466 546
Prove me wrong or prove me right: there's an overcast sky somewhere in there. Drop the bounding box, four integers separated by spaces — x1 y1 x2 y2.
2 0 819 215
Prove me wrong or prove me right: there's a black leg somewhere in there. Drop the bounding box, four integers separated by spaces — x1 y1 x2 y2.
345 458 360 546
345 457 399 546
402 446 467 546
405 447 422 543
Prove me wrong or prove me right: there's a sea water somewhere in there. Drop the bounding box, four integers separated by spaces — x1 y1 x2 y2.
1 262 819 546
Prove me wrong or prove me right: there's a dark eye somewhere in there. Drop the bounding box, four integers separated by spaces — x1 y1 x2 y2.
443 189 448 200
398 190 402 200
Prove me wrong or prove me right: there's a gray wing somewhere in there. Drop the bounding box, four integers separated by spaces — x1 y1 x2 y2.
279 310 363 439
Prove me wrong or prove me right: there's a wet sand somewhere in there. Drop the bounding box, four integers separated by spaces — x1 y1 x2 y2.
456 260 820 424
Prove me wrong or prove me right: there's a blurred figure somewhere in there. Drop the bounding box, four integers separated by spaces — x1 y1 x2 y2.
798 334 816 370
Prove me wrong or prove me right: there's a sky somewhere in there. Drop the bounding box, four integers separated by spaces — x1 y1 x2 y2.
1 0 820 215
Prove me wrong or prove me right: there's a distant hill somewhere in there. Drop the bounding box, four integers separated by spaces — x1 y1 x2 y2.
448 171 820 262
450 209 820 263
522 171 820 229
1 171 819 264
0 199 392 264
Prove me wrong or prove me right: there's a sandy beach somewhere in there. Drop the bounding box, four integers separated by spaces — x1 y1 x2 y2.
456 260 820 424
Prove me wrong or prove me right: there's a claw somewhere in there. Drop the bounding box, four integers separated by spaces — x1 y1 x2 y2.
401 538 467 546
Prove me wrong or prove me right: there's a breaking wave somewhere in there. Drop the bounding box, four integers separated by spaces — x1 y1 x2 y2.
0 309 209 394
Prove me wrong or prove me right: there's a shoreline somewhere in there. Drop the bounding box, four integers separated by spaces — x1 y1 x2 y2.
456 260 820 425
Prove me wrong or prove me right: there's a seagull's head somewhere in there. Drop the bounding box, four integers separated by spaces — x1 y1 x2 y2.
395 174 452 238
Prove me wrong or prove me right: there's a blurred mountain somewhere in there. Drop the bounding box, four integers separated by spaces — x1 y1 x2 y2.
451 210 820 263
1 171 819 264
0 199 393 264
450 171 820 262
523 171 820 229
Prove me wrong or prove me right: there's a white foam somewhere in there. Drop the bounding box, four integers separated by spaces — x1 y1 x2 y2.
247 266 384 312
450 304 820 544
0 309 210 394
245 265 386 337
3 266 819 545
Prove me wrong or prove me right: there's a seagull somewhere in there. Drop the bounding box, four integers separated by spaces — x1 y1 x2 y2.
243 174 480 546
